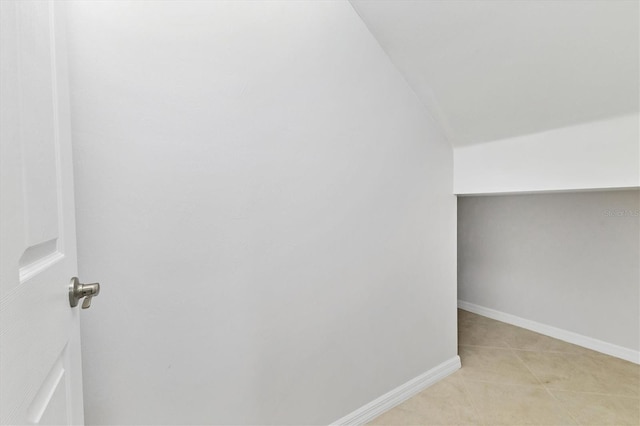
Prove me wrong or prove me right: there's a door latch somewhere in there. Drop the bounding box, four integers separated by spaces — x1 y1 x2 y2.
69 277 100 309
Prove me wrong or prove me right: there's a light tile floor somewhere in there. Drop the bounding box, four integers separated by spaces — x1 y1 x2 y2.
368 309 640 425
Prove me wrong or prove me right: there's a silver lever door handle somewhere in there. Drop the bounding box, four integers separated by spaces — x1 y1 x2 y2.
69 277 100 309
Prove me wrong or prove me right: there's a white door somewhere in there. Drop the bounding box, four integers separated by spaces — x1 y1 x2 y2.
1 1 86 424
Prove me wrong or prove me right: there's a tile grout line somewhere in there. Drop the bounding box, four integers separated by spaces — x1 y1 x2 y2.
457 371 487 426
509 347 582 426
509 347 640 399
457 324 491 426
461 376 640 399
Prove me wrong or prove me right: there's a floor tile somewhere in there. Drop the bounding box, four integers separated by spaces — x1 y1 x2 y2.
458 313 512 348
515 350 640 397
501 326 595 355
370 310 639 425
464 381 578 425
396 376 481 425
550 390 640 426
458 345 540 386
367 406 434 426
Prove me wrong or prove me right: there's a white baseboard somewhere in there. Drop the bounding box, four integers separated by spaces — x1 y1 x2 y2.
458 300 640 365
331 356 461 426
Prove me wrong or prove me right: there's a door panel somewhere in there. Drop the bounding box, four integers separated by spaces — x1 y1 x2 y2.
0 1 84 424
16 0 60 250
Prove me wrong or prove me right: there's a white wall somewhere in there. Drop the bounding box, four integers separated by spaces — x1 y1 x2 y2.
458 190 640 359
454 114 640 195
65 1 457 424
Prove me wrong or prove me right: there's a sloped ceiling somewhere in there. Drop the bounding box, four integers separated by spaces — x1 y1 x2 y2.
350 0 639 147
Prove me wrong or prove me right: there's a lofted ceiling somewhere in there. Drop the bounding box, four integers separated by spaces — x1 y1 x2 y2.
350 0 639 147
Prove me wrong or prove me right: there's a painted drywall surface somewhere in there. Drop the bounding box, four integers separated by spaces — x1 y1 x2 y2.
350 0 639 146
65 1 456 424
454 114 640 194
458 190 640 352
351 0 639 195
